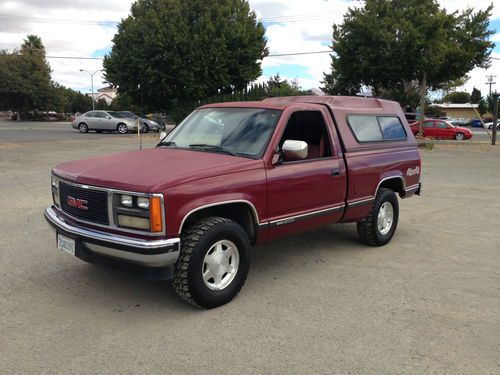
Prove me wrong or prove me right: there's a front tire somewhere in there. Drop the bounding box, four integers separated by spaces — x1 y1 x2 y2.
455 132 465 141
117 123 128 134
141 123 149 133
173 217 251 309
357 188 399 246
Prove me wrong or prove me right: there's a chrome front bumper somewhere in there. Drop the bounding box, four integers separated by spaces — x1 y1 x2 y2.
44 206 180 268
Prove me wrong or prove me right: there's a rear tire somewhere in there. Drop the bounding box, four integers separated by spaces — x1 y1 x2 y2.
117 123 128 134
173 217 251 309
78 123 89 133
357 188 399 246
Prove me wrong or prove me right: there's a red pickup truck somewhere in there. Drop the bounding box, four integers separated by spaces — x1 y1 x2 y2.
45 96 422 308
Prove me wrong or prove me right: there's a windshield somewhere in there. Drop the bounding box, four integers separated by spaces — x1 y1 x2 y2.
108 111 125 118
161 108 281 158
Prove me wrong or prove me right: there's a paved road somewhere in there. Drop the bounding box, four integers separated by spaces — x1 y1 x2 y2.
0 123 499 373
1 118 495 143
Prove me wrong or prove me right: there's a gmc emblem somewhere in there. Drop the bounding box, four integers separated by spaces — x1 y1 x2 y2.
67 195 88 211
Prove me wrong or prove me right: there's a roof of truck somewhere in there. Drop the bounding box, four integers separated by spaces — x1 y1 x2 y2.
200 96 403 113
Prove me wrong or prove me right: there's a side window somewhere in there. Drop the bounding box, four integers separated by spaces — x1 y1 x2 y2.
436 122 447 129
280 111 333 161
378 116 407 140
348 115 382 142
423 121 434 128
348 115 407 142
96 112 107 119
85 112 96 118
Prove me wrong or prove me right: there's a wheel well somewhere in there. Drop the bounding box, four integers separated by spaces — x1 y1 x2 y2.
117 122 127 129
181 203 258 244
378 177 404 197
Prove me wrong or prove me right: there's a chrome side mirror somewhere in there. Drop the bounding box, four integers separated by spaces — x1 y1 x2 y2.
282 140 308 161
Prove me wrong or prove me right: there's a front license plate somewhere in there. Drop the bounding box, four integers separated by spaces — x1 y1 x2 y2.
57 234 75 256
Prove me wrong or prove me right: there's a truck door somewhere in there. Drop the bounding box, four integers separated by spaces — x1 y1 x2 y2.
265 106 347 238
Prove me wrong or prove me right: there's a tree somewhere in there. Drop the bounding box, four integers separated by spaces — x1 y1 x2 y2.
0 35 53 120
265 74 308 97
442 91 471 104
323 0 494 135
104 0 268 115
470 87 482 104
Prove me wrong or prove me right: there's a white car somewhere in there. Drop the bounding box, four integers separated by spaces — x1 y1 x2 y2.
484 122 500 130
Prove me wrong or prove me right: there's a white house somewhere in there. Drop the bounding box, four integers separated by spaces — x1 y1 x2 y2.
87 86 118 104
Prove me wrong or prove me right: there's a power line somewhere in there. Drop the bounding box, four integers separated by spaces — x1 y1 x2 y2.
22 50 332 60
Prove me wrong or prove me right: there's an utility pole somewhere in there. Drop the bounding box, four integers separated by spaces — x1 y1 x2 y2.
486 74 496 97
492 92 498 146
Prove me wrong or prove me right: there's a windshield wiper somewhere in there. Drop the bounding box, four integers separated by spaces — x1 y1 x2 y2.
188 144 238 156
156 141 177 148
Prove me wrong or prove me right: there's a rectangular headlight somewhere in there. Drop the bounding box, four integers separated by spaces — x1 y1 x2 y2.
137 197 150 209
121 194 133 207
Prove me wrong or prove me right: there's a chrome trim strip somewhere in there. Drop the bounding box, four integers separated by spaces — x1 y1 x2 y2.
405 183 420 192
269 205 344 227
348 197 375 208
52 175 166 236
179 199 261 233
45 206 179 251
375 175 406 196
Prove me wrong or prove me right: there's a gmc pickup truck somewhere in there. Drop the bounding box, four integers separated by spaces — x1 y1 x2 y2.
45 96 422 308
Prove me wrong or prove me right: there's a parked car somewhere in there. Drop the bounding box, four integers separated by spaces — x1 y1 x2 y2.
118 111 162 133
470 119 484 128
484 122 500 130
447 117 469 127
46 96 422 308
410 119 472 140
71 110 139 134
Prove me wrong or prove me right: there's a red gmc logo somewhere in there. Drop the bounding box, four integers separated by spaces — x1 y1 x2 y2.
67 195 88 211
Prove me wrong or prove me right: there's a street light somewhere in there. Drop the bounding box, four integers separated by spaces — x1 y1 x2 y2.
79 69 102 110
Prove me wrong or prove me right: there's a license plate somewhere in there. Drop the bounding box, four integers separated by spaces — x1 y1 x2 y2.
57 234 75 256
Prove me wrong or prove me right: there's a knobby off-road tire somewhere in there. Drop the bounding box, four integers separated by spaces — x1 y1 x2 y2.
357 188 399 246
173 217 251 309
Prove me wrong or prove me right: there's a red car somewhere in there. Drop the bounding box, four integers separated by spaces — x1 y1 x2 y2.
410 119 472 140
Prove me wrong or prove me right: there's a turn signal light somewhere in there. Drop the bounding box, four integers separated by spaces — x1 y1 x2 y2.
150 197 163 232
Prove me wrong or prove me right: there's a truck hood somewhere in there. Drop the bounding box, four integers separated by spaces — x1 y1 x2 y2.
53 148 263 193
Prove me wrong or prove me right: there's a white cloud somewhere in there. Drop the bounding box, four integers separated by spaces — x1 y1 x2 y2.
0 0 498 94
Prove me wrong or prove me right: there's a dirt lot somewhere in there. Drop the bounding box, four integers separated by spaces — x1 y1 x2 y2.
0 129 499 374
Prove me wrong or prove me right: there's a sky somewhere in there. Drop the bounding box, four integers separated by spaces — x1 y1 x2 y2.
0 0 499 98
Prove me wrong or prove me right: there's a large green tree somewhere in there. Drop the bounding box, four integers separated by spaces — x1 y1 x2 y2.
104 0 268 115
322 0 494 134
0 35 53 120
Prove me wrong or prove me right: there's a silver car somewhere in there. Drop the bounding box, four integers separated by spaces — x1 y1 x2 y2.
72 110 139 134
118 111 162 133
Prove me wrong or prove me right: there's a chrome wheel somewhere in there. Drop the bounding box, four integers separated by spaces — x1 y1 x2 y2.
377 202 394 235
455 132 465 141
117 123 128 134
202 239 239 291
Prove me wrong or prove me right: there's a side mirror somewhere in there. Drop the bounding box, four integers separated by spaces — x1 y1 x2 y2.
282 140 308 161
107 115 111 120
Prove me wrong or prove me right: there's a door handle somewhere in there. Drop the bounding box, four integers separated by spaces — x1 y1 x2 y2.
331 168 340 176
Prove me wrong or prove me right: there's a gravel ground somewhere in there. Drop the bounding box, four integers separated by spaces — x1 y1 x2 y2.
0 130 499 374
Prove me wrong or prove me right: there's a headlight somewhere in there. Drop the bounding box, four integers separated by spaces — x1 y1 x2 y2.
115 194 163 233
137 197 150 209
121 194 133 207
